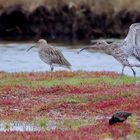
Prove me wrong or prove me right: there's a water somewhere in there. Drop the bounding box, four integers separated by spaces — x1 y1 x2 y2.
0 117 97 132
0 120 57 132
0 42 140 76
0 121 40 132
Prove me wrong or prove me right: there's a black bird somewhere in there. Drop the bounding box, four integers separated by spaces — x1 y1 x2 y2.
109 111 132 125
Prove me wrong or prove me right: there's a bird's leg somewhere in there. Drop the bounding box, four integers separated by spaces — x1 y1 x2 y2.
50 65 54 72
113 66 125 85
133 54 140 62
49 65 54 79
121 66 125 77
130 67 136 78
130 67 136 84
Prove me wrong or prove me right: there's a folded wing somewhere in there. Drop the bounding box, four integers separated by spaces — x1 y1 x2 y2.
40 45 71 69
122 23 140 61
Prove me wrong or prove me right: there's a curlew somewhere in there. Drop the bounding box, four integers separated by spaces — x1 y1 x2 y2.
78 23 140 79
109 111 132 125
27 39 71 71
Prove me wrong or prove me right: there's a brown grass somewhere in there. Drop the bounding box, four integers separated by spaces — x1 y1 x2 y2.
0 0 140 12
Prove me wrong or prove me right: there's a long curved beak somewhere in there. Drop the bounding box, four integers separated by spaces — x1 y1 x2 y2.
77 47 92 54
26 45 36 52
77 42 97 54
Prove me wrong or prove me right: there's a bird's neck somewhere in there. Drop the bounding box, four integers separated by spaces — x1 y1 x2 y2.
104 44 117 55
38 44 45 51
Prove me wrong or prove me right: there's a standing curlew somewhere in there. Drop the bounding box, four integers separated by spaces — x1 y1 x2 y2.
27 39 71 71
109 111 132 125
78 23 140 79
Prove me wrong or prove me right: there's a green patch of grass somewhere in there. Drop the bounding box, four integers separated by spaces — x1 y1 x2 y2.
0 77 109 87
0 72 139 91
101 76 136 85
33 117 96 130
121 92 134 98
92 92 135 102
38 92 131 108
129 115 140 138
3 121 13 131
0 75 137 88
33 117 49 130
63 96 89 103
91 95 113 102
58 118 96 130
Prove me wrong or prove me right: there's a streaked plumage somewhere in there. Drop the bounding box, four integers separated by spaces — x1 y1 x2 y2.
27 39 71 71
78 23 140 80
109 111 132 125
121 23 140 59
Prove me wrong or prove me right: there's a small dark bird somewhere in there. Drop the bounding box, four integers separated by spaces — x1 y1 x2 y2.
27 39 71 71
109 111 132 125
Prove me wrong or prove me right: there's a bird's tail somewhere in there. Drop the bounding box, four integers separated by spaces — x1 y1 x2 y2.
66 65 71 70
61 63 71 70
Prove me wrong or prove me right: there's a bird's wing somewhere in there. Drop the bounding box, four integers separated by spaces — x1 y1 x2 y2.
120 23 140 57
124 23 140 45
115 111 131 119
43 46 71 68
115 117 125 122
133 28 140 57
121 27 134 53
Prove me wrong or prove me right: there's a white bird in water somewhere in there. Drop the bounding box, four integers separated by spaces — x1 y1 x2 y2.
27 39 71 71
78 23 140 80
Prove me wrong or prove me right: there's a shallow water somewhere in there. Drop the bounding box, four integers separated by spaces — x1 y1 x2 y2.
0 121 40 132
0 120 57 131
0 42 140 76
0 117 97 131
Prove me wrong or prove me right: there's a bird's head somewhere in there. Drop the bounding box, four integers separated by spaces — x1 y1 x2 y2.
78 40 108 53
109 118 115 125
92 40 109 51
27 39 47 52
37 39 47 46
129 23 140 35
125 112 132 118
129 23 140 30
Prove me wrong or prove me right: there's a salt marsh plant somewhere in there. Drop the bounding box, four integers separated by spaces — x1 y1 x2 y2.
33 117 49 130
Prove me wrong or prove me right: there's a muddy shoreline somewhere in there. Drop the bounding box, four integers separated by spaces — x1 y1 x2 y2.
0 4 140 42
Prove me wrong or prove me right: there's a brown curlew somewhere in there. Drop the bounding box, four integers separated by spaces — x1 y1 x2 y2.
27 39 71 71
78 23 140 80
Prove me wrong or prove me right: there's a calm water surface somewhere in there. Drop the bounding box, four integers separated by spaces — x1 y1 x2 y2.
0 42 140 76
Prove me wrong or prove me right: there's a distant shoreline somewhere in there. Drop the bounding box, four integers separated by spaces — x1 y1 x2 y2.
0 4 140 42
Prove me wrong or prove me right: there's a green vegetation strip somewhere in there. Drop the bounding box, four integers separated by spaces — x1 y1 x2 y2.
0 74 138 87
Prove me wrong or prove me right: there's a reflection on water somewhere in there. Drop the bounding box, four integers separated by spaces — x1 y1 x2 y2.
0 42 140 76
